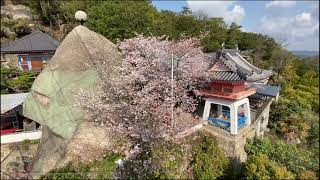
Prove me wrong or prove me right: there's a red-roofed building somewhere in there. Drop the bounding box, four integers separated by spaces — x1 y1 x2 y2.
201 48 279 135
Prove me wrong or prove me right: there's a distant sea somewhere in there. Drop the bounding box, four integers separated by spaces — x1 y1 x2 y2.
290 51 319 57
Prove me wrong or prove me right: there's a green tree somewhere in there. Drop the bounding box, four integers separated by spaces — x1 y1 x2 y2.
60 0 96 23
27 0 63 28
225 22 242 49
87 1 156 43
201 18 227 52
175 13 202 37
150 10 177 38
269 48 293 77
238 32 258 50
6 72 36 92
1 68 36 94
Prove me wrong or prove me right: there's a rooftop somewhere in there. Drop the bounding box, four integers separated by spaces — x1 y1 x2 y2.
246 83 281 97
1 30 59 54
207 49 273 82
1 93 29 114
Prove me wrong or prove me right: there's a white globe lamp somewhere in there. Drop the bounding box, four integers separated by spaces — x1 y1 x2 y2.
75 10 87 25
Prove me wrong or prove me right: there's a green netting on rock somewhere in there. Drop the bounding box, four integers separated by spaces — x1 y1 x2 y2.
22 25 122 139
23 70 99 139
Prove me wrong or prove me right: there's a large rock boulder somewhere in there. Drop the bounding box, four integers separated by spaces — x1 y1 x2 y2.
22 25 122 178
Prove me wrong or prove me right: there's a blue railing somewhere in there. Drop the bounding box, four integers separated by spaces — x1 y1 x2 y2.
238 116 247 129
208 117 230 131
222 110 230 118
208 115 248 131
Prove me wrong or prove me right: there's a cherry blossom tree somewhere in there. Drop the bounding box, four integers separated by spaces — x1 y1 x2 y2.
77 35 211 145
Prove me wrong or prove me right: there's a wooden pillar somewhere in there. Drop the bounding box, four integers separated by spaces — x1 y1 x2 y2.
230 104 238 135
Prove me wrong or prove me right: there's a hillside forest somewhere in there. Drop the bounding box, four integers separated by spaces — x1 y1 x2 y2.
1 0 319 179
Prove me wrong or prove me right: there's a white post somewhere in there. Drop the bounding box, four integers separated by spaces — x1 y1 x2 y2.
203 100 211 121
230 104 238 135
217 105 223 117
244 99 251 125
27 55 32 70
171 54 174 128
18 56 22 70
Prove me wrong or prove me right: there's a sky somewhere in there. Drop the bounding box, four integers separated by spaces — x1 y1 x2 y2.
151 1 319 51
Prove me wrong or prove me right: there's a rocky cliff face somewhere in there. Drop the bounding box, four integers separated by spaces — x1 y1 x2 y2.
1 5 32 20
1 4 33 46
22 25 123 178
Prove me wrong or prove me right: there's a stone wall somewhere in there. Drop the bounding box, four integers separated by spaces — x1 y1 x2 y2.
1 54 18 68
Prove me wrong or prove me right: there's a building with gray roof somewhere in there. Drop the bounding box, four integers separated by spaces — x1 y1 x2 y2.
207 49 273 83
1 30 59 72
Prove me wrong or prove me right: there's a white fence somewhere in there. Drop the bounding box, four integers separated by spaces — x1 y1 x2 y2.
1 130 42 144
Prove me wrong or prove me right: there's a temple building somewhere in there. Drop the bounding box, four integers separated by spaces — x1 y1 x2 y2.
201 48 280 162
1 30 59 72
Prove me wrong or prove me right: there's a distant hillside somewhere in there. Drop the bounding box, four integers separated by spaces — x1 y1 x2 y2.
291 51 319 57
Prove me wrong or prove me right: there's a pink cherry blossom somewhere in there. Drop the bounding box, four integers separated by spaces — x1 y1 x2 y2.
76 35 211 147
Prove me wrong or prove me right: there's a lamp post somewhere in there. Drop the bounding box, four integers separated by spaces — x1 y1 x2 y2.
75 10 88 25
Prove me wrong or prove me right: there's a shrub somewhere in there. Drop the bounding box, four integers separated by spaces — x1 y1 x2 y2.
192 132 229 179
7 72 37 92
152 141 186 179
40 163 89 180
297 170 317 180
245 137 318 174
245 153 295 179
40 153 121 179
1 67 37 94
114 144 156 179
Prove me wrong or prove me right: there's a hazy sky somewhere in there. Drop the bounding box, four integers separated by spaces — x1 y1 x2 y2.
152 1 319 51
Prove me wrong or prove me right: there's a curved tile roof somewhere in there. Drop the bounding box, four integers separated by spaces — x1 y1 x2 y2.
206 49 273 82
211 71 243 81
